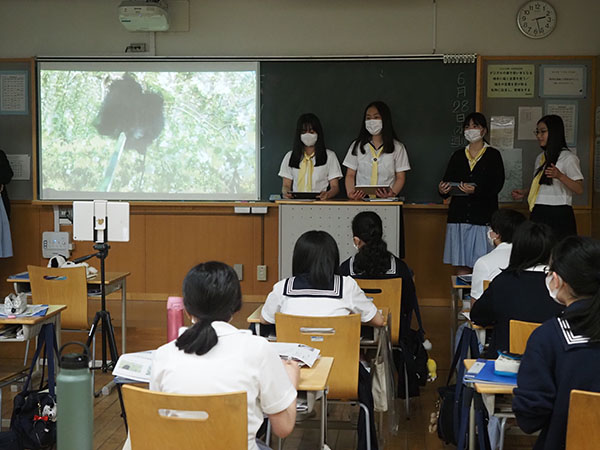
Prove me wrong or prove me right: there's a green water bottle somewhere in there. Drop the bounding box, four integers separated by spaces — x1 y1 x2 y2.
57 342 93 450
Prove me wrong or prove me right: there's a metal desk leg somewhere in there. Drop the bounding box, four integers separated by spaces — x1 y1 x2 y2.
321 388 328 449
469 395 475 450
121 279 127 353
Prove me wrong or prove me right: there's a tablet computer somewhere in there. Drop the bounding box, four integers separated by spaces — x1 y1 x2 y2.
447 182 476 196
290 192 320 199
354 185 390 196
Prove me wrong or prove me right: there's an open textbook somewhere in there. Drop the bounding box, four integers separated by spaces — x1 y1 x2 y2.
269 343 320 367
112 350 154 383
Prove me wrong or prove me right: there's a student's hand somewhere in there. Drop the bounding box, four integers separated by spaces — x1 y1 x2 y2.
317 190 330 201
544 164 563 181
376 187 395 198
348 189 366 200
282 359 300 389
438 181 451 195
511 189 525 201
458 182 475 195
282 191 293 199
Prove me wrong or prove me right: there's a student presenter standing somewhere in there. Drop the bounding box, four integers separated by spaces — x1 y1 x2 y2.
511 114 583 241
279 113 342 200
343 101 410 200
439 112 505 274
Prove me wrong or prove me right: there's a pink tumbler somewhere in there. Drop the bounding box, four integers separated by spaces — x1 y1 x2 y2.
167 296 184 342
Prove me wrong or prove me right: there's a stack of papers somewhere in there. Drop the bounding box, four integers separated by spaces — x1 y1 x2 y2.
112 350 154 383
0 324 23 340
0 305 49 318
269 342 320 367
457 274 472 285
464 359 517 386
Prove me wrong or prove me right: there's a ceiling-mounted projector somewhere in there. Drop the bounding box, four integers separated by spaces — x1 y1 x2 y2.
119 0 169 32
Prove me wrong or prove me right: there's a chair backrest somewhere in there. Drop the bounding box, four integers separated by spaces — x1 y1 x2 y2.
122 385 247 450
27 265 89 330
355 277 402 345
275 313 361 400
509 319 541 354
566 389 600 450
483 280 490 291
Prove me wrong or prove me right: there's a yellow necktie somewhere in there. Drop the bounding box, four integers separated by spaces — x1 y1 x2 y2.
465 145 487 171
369 144 384 185
297 153 314 192
527 154 546 212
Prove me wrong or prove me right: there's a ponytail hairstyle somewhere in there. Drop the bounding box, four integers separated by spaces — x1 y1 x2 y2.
505 221 556 273
535 115 570 186
351 101 399 155
292 230 340 290
550 236 600 342
289 113 327 168
176 261 242 355
351 211 392 276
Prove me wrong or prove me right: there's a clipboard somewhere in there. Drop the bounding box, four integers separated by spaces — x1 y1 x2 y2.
290 192 320 200
354 185 390 196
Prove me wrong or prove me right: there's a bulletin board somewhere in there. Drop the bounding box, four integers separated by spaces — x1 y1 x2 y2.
478 56 596 207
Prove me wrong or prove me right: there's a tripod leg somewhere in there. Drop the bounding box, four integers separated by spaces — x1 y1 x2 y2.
86 312 102 350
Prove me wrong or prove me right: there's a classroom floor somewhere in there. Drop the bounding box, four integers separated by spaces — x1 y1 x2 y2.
0 304 537 449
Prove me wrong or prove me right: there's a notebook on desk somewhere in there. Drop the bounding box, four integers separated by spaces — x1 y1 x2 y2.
464 359 517 386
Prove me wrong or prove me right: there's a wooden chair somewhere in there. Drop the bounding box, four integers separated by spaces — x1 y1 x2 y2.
566 389 600 450
27 265 96 381
122 385 247 450
275 313 374 448
509 320 541 354
355 278 402 346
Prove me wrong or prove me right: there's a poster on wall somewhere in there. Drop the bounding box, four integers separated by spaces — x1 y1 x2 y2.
490 116 515 149
498 148 522 202
487 65 535 98
0 71 28 115
518 106 543 141
540 65 586 98
545 100 578 147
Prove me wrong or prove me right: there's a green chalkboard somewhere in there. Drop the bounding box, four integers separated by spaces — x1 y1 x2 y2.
260 59 476 202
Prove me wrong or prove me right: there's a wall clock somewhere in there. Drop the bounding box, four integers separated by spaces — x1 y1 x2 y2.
517 1 557 39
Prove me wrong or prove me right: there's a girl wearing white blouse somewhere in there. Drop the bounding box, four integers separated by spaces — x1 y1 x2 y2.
279 113 342 200
137 262 299 450
511 114 583 241
343 101 410 200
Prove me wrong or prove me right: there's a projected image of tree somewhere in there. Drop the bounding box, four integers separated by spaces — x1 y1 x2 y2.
39 67 257 200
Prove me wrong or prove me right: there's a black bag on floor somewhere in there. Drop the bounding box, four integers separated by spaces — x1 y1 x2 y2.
0 429 21 450
10 323 58 450
436 326 480 446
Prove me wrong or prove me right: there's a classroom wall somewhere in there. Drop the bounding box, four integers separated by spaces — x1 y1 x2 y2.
0 0 599 58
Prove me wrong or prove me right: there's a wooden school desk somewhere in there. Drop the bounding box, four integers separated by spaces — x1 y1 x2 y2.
464 359 515 450
7 271 130 353
0 305 67 428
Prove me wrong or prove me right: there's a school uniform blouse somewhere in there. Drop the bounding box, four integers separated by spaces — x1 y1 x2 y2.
470 242 512 300
513 299 600 450
278 149 342 192
261 274 378 324
470 266 564 356
339 254 419 337
150 321 297 450
342 140 410 187
534 150 583 206
441 145 505 225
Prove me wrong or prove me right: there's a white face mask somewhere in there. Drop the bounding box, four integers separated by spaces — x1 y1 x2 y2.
545 273 564 305
464 129 483 143
300 132 318 147
365 119 383 136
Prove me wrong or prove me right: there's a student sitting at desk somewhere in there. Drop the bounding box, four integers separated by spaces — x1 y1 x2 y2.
513 236 600 450
279 113 342 200
470 209 526 301
470 221 563 357
261 230 384 450
124 262 299 450
343 101 410 200
339 210 420 339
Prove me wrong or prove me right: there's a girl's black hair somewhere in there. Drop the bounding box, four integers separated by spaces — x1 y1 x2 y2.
292 230 340 289
490 209 527 244
351 211 392 276
176 261 242 356
351 101 399 155
505 221 556 272
462 112 489 144
551 236 600 342
289 113 327 168
535 115 570 186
